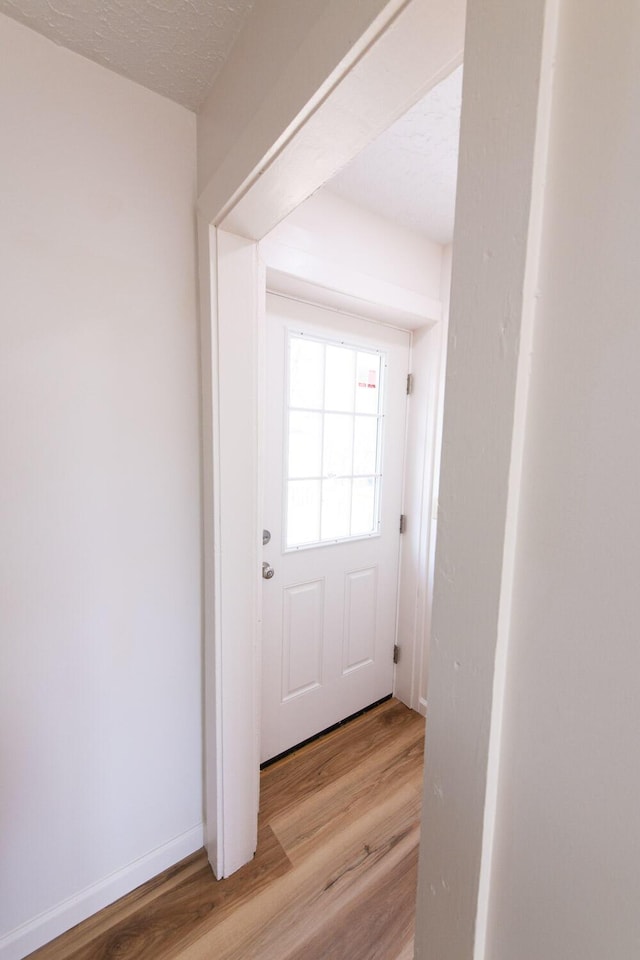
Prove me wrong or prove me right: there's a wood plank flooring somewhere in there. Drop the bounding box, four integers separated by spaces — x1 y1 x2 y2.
29 699 425 960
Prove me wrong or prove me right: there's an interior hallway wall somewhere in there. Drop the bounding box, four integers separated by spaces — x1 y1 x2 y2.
0 16 202 958
415 0 561 953
485 1 640 956
264 189 443 302
261 189 443 325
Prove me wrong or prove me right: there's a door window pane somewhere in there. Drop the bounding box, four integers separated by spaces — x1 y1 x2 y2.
289 337 324 409
355 352 381 415
323 413 353 478
287 480 321 546
321 479 352 541
351 478 377 536
353 416 378 476
288 411 322 479
325 344 356 412
285 332 384 549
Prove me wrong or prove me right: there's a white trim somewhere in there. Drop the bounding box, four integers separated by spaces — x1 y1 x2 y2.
415 0 559 955
472 0 561 954
199 219 225 879
418 696 428 717
214 230 261 877
393 314 448 714
198 0 424 227
199 0 465 889
200 226 262 880
414 315 449 709
265 289 418 337
212 2 464 238
0 825 203 960
261 238 441 330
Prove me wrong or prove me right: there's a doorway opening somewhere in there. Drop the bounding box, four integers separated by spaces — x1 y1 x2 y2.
201 0 557 953
199 0 465 883
257 61 461 762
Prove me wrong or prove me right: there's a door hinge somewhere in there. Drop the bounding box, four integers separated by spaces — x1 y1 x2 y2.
399 514 407 534
406 373 414 395
393 644 400 665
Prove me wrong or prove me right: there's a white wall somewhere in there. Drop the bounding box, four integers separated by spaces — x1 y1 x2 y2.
261 190 443 327
485 2 640 957
0 16 202 959
415 0 557 953
266 190 443 302
197 0 400 201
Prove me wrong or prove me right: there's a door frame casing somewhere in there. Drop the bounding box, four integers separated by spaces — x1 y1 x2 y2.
199 225 265 877
198 0 555 956
199 0 466 880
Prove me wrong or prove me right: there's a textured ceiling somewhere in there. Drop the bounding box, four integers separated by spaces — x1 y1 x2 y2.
328 66 463 245
0 0 255 110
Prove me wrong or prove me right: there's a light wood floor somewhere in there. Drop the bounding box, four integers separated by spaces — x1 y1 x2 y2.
29 699 425 960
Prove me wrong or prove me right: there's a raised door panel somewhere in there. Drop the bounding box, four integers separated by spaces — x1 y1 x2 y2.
343 566 378 673
282 579 325 701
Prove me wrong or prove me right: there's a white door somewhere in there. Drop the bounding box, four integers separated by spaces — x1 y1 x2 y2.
261 294 410 763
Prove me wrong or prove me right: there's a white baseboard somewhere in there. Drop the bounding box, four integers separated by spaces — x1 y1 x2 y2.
0 823 204 960
418 696 428 717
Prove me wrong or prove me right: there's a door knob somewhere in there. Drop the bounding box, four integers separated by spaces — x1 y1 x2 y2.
263 529 271 545
262 561 275 580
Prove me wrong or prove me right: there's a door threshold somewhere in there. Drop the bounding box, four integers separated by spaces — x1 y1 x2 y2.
260 693 393 769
